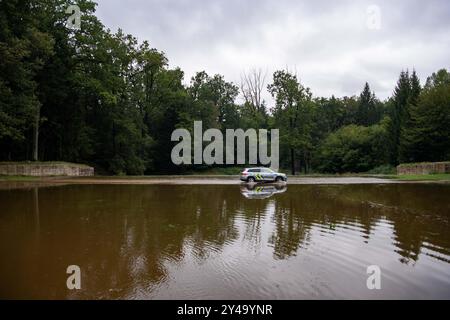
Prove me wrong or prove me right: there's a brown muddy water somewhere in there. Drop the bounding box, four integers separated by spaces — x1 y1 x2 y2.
0 183 449 299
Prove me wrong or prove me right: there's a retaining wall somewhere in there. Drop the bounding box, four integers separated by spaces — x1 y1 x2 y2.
397 162 450 175
0 163 94 176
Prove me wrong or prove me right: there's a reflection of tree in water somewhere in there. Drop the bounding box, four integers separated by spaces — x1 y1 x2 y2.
269 203 312 259
239 197 272 251
267 185 375 259
0 185 246 298
1 183 449 298
271 184 450 264
327 184 450 264
75 185 245 298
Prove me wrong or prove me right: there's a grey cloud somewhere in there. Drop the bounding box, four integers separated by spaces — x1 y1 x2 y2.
95 0 450 102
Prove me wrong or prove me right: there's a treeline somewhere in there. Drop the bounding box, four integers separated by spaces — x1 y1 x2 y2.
1 0 449 174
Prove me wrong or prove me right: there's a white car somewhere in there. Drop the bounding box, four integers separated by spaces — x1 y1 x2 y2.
240 167 287 183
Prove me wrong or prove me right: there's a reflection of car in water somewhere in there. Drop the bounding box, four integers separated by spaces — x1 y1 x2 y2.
240 167 287 183
240 183 287 199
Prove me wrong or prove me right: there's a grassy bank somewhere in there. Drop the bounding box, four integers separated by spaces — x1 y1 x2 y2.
0 176 43 181
392 173 450 181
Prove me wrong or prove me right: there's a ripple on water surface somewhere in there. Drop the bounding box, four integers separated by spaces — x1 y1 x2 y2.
0 183 449 299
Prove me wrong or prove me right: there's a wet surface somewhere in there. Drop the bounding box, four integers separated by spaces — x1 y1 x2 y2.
0 176 404 188
0 183 449 299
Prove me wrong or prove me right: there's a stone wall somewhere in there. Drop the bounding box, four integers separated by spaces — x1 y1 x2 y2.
397 162 450 175
0 163 94 176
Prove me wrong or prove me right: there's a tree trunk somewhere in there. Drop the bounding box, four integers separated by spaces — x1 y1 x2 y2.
112 121 116 155
290 148 295 175
304 152 308 174
32 106 40 161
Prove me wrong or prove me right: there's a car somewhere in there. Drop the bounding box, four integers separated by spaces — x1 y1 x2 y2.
240 167 287 183
240 184 287 199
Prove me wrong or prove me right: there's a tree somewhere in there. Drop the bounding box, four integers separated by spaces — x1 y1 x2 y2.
0 1 448 175
239 69 268 131
398 70 421 162
240 68 266 112
188 71 239 129
399 69 450 162
388 70 411 164
0 0 54 161
356 82 379 126
268 70 313 174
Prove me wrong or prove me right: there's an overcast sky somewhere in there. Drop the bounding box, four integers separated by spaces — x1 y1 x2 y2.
95 0 450 103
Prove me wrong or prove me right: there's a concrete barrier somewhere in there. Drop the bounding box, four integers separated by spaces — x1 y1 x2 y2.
397 162 450 175
0 162 94 176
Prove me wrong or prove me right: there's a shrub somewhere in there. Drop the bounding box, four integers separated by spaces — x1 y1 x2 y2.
316 124 389 173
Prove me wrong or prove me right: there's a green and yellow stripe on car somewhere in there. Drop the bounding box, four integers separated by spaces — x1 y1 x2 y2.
254 173 263 180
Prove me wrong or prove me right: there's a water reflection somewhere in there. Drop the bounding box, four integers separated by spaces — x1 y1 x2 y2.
0 184 449 299
240 183 287 199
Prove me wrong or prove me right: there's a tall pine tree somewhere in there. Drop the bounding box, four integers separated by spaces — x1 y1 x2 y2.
389 70 410 164
356 82 378 126
399 70 421 162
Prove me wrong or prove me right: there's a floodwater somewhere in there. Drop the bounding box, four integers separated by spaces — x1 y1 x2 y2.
0 182 449 299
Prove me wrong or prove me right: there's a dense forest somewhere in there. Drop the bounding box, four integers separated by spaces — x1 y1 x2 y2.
1 0 449 174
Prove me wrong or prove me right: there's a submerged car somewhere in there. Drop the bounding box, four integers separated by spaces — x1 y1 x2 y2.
240 167 287 183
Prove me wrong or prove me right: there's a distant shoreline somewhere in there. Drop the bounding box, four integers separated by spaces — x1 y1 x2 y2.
1 175 449 191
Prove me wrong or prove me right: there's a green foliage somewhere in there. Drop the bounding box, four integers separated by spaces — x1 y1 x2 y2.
387 69 427 165
0 1 448 175
398 69 450 162
398 70 422 163
0 0 54 156
188 71 239 129
268 70 313 174
356 82 382 126
366 165 396 175
316 124 389 173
